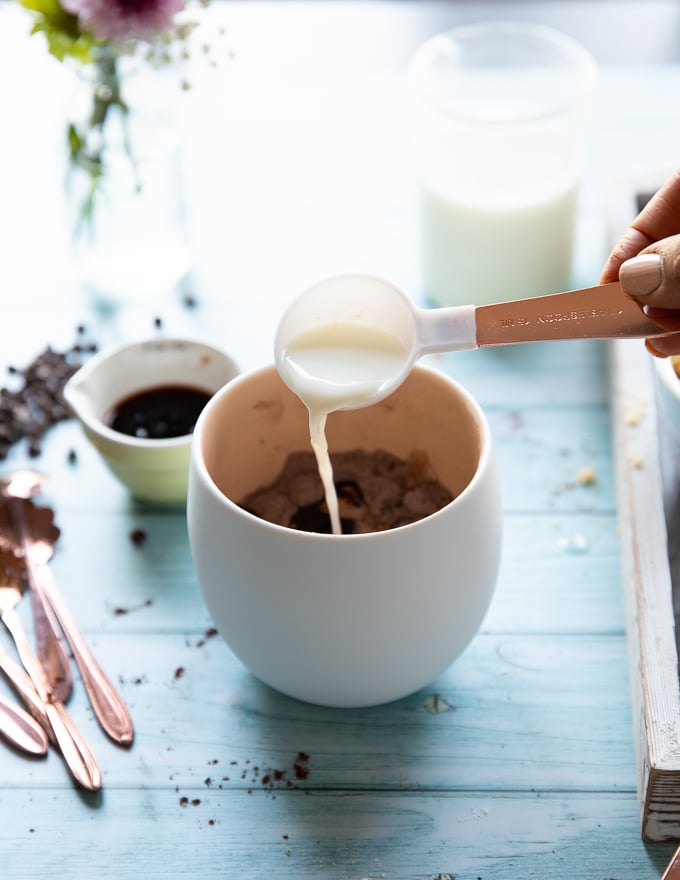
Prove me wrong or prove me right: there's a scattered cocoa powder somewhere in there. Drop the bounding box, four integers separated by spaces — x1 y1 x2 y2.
294 752 310 780
178 797 201 807
112 598 153 616
195 627 218 647
196 753 312 795
0 330 98 460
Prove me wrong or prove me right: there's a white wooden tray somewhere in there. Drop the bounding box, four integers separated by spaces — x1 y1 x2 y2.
611 338 680 841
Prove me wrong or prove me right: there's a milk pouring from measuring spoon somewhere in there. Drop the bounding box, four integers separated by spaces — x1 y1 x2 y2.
279 322 410 535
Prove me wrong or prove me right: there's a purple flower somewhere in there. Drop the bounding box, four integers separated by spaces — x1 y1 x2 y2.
63 0 185 44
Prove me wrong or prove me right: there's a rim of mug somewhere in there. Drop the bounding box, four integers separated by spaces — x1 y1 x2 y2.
190 362 495 540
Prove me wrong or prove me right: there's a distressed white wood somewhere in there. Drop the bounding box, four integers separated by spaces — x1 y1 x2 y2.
611 341 680 840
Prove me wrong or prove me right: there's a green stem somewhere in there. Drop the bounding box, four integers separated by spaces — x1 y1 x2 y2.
69 49 142 235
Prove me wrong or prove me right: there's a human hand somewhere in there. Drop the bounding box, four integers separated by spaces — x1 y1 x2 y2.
601 169 680 356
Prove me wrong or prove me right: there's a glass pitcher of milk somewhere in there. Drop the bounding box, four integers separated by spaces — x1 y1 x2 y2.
408 21 597 307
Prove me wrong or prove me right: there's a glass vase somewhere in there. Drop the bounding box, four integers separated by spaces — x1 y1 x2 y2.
65 48 191 308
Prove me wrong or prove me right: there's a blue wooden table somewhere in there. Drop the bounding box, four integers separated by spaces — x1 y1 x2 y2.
2 1 680 876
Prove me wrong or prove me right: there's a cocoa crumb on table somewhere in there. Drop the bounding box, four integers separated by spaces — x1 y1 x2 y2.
129 528 147 547
195 626 218 647
294 752 310 780
220 752 311 794
112 598 153 616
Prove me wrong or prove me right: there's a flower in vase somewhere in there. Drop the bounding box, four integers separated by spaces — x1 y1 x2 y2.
61 0 185 45
17 0 211 223
16 0 217 303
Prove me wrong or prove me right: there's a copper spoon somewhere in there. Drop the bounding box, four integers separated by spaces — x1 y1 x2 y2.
1 473 134 747
31 536 134 747
0 691 48 756
0 549 101 791
662 844 680 879
0 473 72 703
0 646 52 742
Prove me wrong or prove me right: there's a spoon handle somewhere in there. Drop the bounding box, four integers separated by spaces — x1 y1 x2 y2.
7 498 73 703
1 605 101 792
474 281 668 346
38 562 134 747
0 692 48 756
416 282 672 354
23 549 73 704
0 648 52 741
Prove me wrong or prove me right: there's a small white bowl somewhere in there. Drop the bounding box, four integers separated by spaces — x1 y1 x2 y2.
654 355 680 438
64 338 239 505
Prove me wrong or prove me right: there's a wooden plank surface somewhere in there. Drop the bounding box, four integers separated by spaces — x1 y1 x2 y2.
2 1 680 876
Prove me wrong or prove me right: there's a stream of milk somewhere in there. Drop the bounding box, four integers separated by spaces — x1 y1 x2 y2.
279 322 410 534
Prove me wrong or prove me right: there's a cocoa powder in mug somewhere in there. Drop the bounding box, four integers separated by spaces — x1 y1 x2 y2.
241 448 453 534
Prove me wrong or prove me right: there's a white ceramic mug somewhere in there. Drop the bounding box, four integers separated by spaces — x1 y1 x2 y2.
187 363 502 707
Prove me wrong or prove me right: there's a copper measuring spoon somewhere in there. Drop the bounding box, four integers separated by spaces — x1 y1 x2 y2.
275 275 671 411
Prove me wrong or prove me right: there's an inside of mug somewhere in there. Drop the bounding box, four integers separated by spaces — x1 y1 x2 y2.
201 365 485 508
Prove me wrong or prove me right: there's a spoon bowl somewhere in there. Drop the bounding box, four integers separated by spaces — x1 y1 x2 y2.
0 470 47 501
0 478 71 702
274 274 422 411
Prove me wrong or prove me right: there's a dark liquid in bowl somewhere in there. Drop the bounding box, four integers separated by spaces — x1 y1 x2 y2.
106 385 211 439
